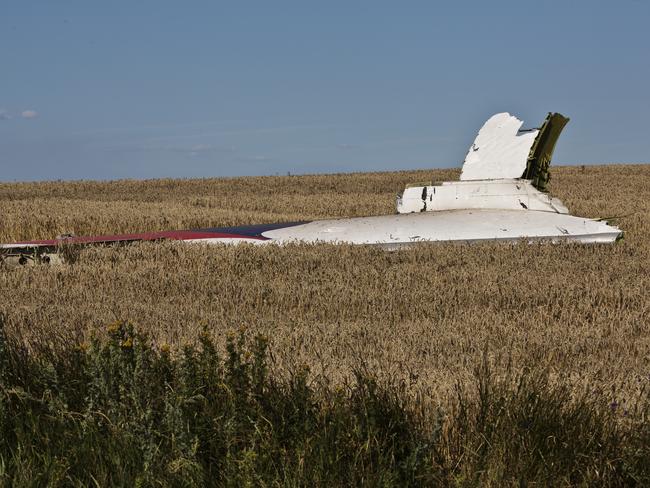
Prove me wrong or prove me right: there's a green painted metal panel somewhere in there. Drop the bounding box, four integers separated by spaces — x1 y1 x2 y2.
524 113 570 191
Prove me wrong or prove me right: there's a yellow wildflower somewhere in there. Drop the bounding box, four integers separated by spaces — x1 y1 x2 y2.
107 320 122 334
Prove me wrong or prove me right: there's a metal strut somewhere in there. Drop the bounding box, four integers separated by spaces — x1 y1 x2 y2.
1 247 62 268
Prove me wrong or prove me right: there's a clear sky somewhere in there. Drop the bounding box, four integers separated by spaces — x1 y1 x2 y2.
1 1 648 181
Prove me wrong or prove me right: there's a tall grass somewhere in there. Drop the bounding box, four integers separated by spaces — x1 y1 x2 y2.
1 317 648 486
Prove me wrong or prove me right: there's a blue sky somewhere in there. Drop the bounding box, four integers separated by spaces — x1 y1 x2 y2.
1 1 648 181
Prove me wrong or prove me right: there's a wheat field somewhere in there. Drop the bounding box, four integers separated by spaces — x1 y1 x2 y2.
1 164 649 407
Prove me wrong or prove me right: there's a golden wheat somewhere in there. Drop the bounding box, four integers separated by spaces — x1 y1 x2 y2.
1 164 649 406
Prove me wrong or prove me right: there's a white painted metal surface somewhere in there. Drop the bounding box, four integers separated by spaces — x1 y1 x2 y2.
189 210 621 247
397 179 569 214
460 113 538 181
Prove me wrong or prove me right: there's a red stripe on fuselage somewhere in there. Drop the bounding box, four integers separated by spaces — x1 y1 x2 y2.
12 230 267 247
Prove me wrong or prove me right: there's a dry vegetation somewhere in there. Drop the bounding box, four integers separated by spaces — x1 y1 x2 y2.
1 164 649 405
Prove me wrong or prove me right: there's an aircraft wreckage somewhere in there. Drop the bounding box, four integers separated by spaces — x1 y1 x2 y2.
0 112 622 266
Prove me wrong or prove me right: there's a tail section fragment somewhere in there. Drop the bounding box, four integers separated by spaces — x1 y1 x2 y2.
460 112 569 190
1 109 622 265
